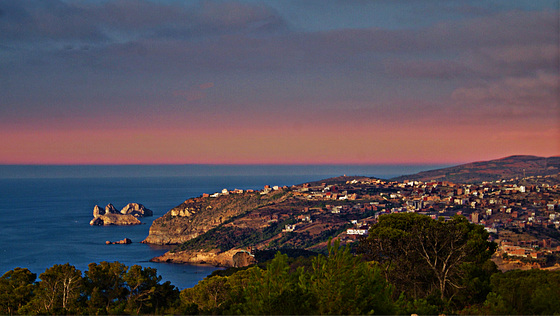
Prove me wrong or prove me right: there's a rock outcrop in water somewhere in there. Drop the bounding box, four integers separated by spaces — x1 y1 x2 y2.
90 203 153 226
106 238 132 245
105 203 119 214
120 203 153 217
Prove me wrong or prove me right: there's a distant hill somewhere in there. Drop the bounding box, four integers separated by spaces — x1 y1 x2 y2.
391 155 560 184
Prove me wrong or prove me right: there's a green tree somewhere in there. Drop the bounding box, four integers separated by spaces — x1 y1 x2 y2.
303 241 394 315
182 253 312 315
480 270 560 315
182 245 395 315
181 275 231 313
180 267 255 314
84 261 128 314
453 258 498 311
360 213 496 310
123 265 179 314
150 279 179 314
0 268 36 315
218 267 254 314
394 294 439 316
21 263 83 315
240 253 312 315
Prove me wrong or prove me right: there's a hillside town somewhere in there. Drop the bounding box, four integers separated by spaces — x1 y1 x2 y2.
200 173 560 269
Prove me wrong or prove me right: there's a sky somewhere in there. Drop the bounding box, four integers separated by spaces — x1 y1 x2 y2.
0 0 559 165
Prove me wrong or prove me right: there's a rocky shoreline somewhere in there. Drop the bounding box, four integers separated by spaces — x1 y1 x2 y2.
88 200 257 267
140 191 284 267
150 248 256 268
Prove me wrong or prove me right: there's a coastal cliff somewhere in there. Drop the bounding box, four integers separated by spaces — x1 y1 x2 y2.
141 182 359 266
142 190 288 245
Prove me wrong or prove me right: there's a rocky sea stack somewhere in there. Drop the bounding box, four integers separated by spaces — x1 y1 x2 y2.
90 203 153 226
106 238 132 245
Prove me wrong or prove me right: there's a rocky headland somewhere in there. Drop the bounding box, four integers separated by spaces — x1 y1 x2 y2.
141 184 356 267
90 203 153 226
141 188 291 267
142 192 284 245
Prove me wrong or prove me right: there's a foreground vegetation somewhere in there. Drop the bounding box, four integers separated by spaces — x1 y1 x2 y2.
0 262 179 315
2 213 560 315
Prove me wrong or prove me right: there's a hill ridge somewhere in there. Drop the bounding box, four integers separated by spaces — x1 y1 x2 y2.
391 155 560 183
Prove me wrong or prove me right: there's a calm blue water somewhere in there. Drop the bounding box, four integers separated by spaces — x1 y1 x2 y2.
0 164 444 289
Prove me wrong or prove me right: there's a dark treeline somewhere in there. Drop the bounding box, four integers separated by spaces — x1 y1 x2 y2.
2 213 560 315
0 262 179 315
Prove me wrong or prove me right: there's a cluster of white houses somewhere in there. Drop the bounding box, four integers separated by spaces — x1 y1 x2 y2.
199 175 560 258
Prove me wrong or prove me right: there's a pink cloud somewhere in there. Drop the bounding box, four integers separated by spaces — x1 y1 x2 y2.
451 71 559 117
477 44 558 66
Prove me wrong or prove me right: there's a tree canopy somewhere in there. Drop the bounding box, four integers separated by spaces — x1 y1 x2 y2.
359 213 497 310
480 270 560 315
181 241 394 315
3 261 179 315
3 213 560 315
0 268 36 315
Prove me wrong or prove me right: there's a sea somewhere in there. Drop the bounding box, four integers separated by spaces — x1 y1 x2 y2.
0 164 445 289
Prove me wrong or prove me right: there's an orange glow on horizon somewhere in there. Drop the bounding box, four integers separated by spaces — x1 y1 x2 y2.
1 120 558 165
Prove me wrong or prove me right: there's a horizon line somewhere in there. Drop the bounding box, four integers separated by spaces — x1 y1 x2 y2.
1 154 557 167
0 162 456 166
